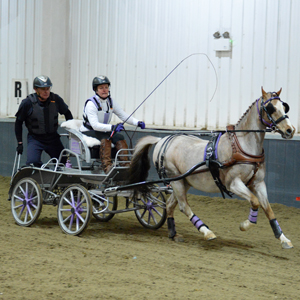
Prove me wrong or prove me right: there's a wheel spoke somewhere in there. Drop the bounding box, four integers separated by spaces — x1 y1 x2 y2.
24 209 29 223
27 205 34 219
18 205 25 218
76 212 85 223
151 207 163 217
62 214 72 224
62 196 72 206
68 214 75 230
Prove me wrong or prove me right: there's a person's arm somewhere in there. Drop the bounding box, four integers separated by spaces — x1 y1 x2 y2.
14 99 30 155
55 94 73 121
14 98 31 143
112 100 139 126
64 109 73 121
15 119 23 143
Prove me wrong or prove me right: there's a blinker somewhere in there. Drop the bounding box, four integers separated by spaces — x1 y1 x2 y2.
266 102 276 115
283 102 289 113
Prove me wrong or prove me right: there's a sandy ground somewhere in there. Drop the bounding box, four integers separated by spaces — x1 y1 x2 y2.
1 175 300 300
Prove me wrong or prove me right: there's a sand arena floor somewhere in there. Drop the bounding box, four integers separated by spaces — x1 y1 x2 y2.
1 175 300 300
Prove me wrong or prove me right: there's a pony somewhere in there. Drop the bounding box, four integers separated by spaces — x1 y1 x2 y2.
128 88 295 249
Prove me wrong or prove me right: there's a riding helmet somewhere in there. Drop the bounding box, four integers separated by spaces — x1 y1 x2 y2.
92 76 110 91
33 75 52 89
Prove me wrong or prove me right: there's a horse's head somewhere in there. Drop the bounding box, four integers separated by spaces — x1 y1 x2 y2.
259 87 295 139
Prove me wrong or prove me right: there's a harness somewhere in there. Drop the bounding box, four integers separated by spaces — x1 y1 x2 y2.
83 95 113 130
155 130 264 199
155 134 187 181
154 92 289 198
204 132 233 198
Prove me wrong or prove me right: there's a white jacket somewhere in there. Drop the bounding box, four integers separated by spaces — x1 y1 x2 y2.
80 94 139 132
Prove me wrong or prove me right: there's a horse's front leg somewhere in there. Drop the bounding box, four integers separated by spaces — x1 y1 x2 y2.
168 180 216 241
250 181 293 249
228 177 260 232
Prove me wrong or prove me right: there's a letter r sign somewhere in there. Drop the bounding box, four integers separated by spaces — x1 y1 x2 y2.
15 81 22 97
10 79 29 116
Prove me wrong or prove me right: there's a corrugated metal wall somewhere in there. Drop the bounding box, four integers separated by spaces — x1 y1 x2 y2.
0 0 70 116
67 0 300 131
1 0 300 131
0 0 42 116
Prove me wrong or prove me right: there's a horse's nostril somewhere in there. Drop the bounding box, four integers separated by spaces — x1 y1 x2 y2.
287 129 292 134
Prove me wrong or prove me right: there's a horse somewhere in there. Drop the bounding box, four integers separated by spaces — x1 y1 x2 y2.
128 88 295 249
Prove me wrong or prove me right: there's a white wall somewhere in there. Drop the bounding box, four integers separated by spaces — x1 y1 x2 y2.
1 0 300 131
0 0 70 116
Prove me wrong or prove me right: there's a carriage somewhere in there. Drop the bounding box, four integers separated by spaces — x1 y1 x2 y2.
8 88 296 249
8 120 172 236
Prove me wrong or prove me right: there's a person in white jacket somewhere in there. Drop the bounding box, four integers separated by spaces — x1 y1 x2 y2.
80 75 145 173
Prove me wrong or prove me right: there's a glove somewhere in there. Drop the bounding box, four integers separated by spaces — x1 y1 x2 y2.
111 123 124 133
138 121 145 129
16 143 23 155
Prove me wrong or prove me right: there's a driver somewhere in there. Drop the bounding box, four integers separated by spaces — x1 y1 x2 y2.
80 75 146 173
15 75 73 167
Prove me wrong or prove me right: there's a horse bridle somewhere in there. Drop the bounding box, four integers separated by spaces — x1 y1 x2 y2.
256 93 290 130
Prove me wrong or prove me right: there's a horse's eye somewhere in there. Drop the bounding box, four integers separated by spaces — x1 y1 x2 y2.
266 102 276 115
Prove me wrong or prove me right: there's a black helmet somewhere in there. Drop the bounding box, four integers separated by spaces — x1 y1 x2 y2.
92 75 110 91
33 75 52 89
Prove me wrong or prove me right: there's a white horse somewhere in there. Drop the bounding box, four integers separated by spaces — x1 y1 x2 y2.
128 88 295 249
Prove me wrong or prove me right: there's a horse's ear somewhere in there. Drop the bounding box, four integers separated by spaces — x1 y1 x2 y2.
261 87 267 99
276 88 282 96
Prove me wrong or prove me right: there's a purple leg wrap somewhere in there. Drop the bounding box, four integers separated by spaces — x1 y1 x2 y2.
248 208 258 224
190 214 208 230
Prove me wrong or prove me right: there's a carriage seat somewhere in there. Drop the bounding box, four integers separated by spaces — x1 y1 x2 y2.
61 119 101 163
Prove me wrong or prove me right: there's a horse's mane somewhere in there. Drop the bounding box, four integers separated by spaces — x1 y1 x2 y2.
235 99 258 127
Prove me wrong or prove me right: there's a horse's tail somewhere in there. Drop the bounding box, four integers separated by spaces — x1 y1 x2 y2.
128 136 161 194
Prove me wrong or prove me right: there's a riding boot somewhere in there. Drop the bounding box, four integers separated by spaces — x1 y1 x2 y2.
100 139 112 173
115 140 130 167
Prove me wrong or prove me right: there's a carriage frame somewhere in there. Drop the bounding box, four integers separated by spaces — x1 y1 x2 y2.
8 125 172 236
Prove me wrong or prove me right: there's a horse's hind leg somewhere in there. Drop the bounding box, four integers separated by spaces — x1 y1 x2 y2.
168 180 216 241
166 193 178 239
250 181 293 249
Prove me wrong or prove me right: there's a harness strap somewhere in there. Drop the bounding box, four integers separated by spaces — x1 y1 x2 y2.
223 125 265 167
223 125 264 187
155 134 186 180
155 135 170 179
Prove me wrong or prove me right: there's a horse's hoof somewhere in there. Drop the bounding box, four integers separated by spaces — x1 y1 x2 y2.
239 220 254 231
205 232 216 241
281 241 293 249
172 235 184 242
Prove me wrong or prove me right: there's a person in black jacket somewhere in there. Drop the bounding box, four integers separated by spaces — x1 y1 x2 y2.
15 75 73 167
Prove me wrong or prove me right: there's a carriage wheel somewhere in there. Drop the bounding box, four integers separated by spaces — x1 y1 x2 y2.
11 177 43 227
92 195 118 222
134 191 166 229
57 184 92 236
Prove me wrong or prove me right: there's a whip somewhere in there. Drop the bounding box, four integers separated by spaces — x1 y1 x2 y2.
124 52 218 124
110 53 218 139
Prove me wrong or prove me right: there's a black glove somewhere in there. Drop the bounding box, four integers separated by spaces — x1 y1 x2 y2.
16 143 23 155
